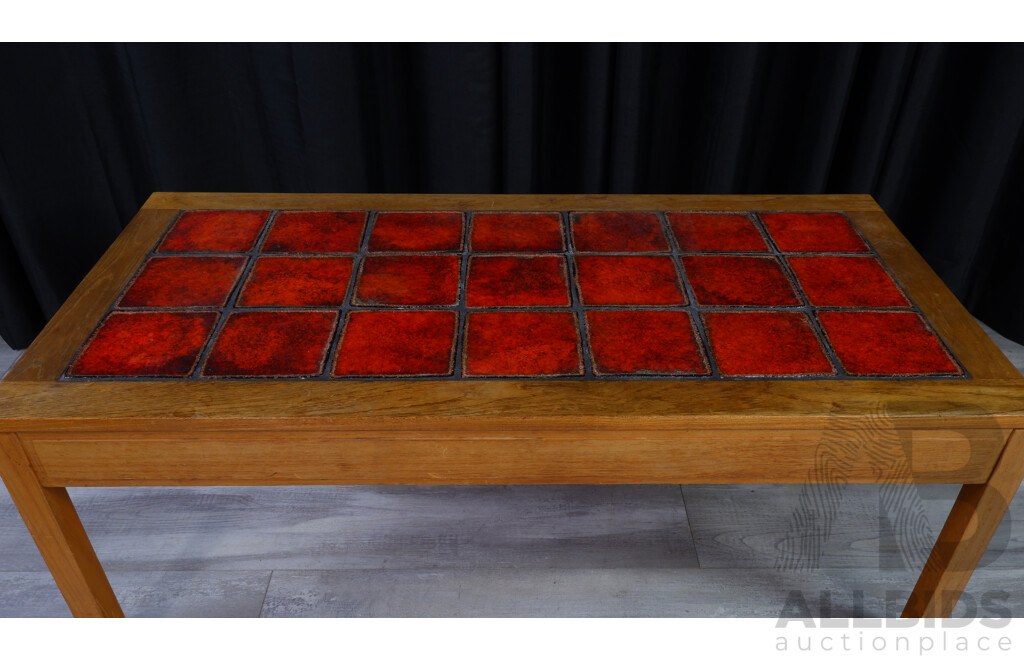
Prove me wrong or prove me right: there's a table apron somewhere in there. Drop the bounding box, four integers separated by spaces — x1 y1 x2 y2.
13 428 1008 487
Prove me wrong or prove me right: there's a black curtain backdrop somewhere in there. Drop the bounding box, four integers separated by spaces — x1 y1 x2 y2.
1 43 1022 350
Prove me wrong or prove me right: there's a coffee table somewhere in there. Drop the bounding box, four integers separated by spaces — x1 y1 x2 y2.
1 193 1022 618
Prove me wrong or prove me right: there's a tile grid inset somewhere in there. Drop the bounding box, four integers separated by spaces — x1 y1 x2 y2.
318 210 378 380
61 209 971 381
747 211 847 377
191 210 281 379
828 213 969 378
656 211 719 378
766 210 968 379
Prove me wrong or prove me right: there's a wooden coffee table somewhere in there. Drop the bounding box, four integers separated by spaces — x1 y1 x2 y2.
1 193 1022 618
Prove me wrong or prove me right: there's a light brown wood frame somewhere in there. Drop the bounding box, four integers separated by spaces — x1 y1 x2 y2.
1 193 1023 619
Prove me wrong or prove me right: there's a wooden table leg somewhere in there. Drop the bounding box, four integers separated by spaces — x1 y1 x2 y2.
903 430 1024 618
0 433 123 617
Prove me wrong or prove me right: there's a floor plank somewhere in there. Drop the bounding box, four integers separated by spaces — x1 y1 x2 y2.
684 483 1024 570
0 571 271 617
259 567 1024 618
0 485 697 572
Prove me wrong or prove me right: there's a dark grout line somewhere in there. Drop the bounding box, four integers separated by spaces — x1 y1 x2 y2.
453 213 471 377
563 211 594 377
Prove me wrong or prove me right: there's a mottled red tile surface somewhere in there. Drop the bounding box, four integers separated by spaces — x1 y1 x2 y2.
703 311 834 376
466 255 570 308
574 255 686 306
788 256 910 308
118 256 246 308
66 207 965 381
202 311 337 377
368 212 464 252
353 255 460 306
817 311 961 376
683 255 800 307
471 212 565 252
333 311 457 376
464 311 582 377
237 257 354 307
760 212 869 253
667 212 768 253
586 310 708 375
157 210 270 253
68 311 218 377
570 212 668 252
262 211 367 253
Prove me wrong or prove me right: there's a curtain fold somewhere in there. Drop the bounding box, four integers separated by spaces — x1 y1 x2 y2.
1 43 1022 349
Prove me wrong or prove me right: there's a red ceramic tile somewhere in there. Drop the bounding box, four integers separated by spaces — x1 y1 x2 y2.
788 256 910 308
683 255 800 307
368 212 464 252
261 211 367 253
157 210 270 253
470 212 565 252
333 310 457 376
464 311 582 377
353 255 460 306
68 311 218 377
574 256 686 306
702 312 835 376
118 256 246 308
667 212 768 252
817 311 961 376
466 255 570 308
570 212 668 252
202 311 337 377
586 310 708 376
760 212 869 253
237 257 354 307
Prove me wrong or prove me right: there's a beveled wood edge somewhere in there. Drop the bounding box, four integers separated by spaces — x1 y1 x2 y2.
17 428 1010 441
17 427 1009 487
845 209 1020 380
1 380 1023 431
4 208 180 382
141 192 885 212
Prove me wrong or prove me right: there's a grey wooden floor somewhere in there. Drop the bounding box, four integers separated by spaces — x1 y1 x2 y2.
2 322 1024 618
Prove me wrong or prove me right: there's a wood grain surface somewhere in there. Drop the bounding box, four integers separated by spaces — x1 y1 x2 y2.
17 427 1008 487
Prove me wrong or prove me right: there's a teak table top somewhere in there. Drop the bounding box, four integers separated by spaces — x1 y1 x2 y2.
1 193 1022 436
2 193 1024 619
